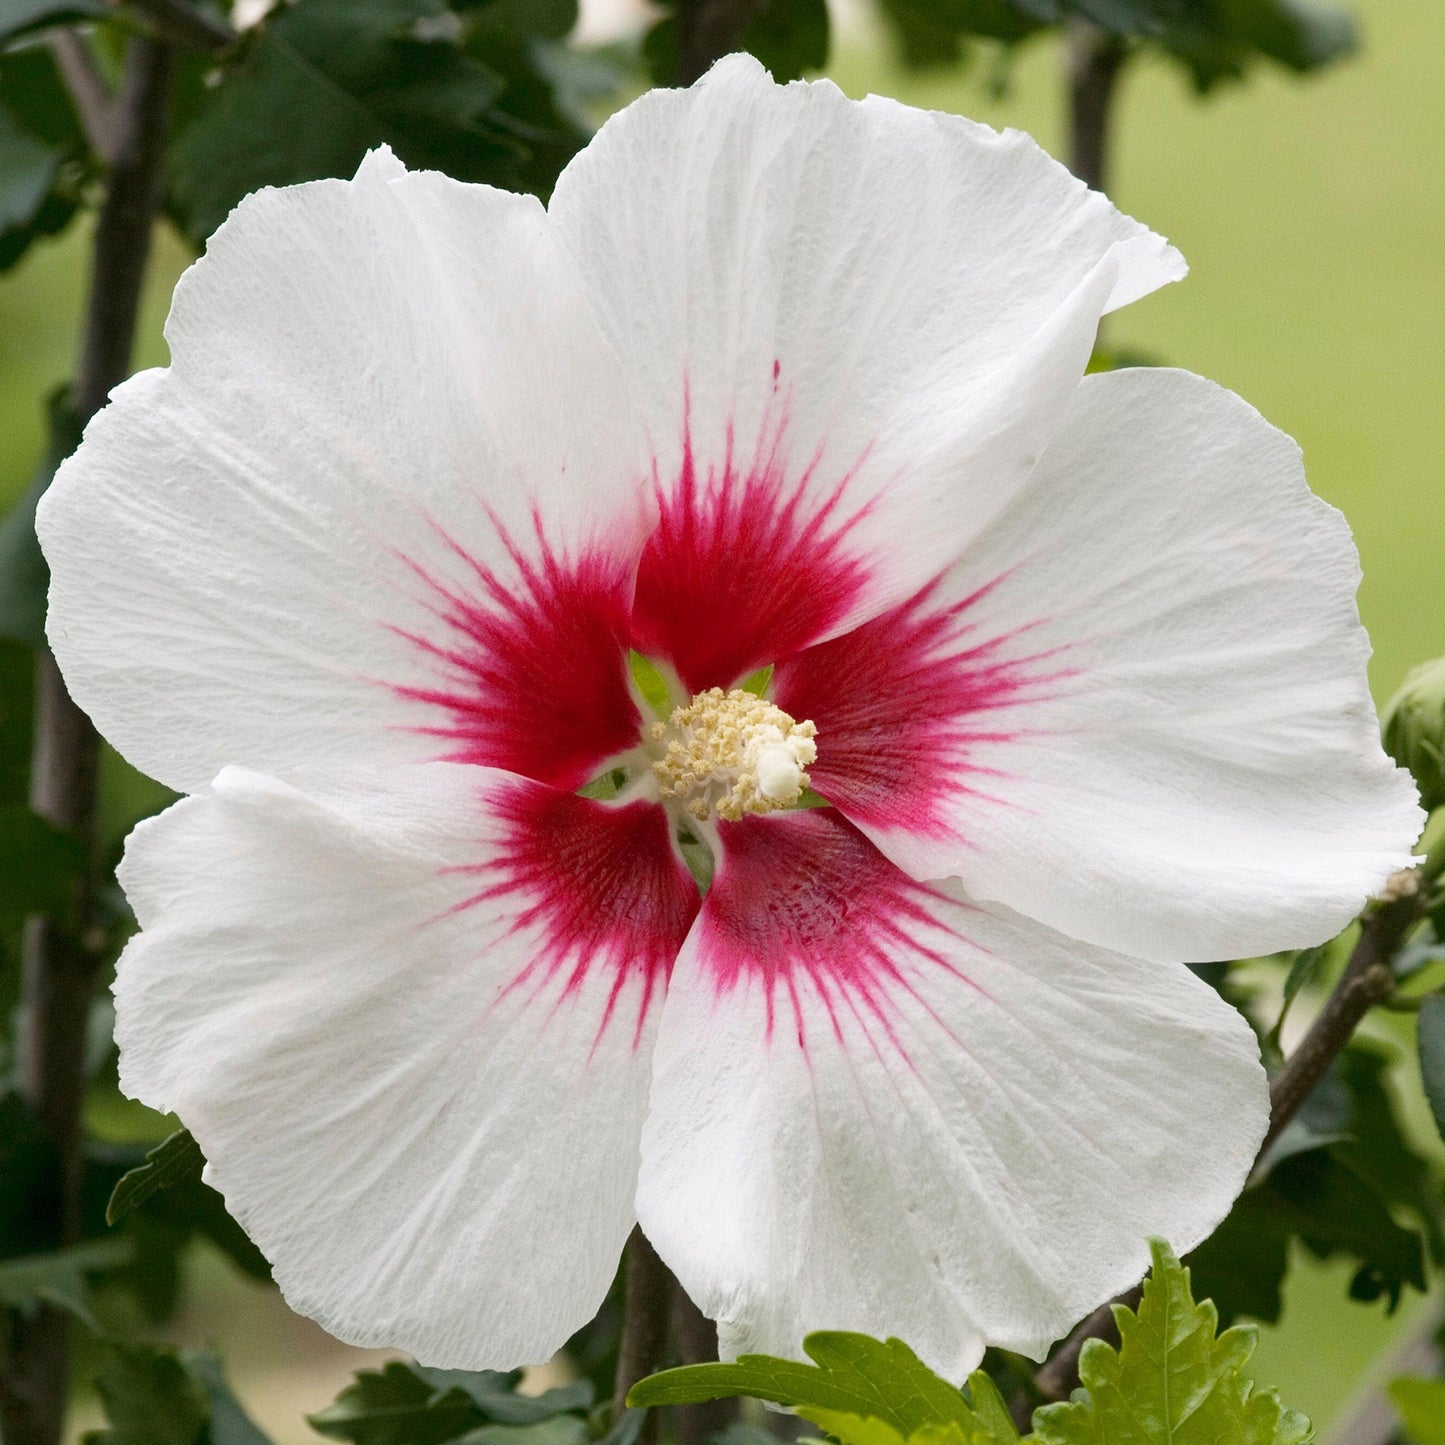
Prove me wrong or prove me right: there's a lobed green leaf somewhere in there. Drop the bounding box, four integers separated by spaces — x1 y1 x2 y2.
629 1334 1005 1439
1030 1240 1312 1444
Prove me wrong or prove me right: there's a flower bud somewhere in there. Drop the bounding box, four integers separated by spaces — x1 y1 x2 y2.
1383 656 1445 812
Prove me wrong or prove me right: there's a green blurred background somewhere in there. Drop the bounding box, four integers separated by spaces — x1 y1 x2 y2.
3 0 1442 1437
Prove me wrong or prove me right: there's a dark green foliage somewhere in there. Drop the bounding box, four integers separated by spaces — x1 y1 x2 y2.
0 1092 59 1257
644 0 830 84
166 0 588 245
0 42 89 268
1188 1041 1436 1326
311 1362 595 1445
86 1344 210 1445
1264 943 1329 1057
1419 994 1445 1141
85 1137 271 1321
875 0 1043 69
0 2 106 47
0 385 81 647
0 1238 130 1326
85 1345 275 1445
871 0 1357 93
190 1351 279 1445
0 805 86 920
105 1128 204 1225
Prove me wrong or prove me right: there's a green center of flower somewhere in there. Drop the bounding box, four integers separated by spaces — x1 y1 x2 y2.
651 687 818 821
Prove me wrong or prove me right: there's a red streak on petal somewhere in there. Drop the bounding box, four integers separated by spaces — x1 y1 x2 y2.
774 576 1075 840
699 810 955 1055
631 397 876 693
458 782 698 1050
389 513 640 790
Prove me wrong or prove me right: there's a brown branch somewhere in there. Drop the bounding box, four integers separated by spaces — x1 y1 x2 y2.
614 1228 677 1445
48 31 117 160
676 0 757 85
673 1290 739 1445
1025 876 1427 1413
1065 19 1128 195
0 34 176 1445
1260 880 1423 1155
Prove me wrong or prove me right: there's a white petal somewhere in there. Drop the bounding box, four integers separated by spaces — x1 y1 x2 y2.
550 56 1183 640
638 810 1266 1375
40 153 650 793
778 367 1422 962
116 764 698 1367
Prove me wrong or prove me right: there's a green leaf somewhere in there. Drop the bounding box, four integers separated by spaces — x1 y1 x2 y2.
628 650 673 717
1030 1239 1312 1444
0 805 87 920
0 0 106 46
0 386 82 644
1329 1041 1445 1262
0 1091 59 1258
1388 1376 1445 1445
875 0 1044 69
0 47 87 267
465 0 578 40
0 1237 132 1329
0 471 49 645
629 1333 986 1436
1418 993 1445 1141
105 1127 205 1226
309 1361 487 1445
645 0 829 83
737 0 830 80
1190 1040 1436 1326
1266 943 1329 1052
1190 1148 1424 1325
707 1427 776 1445
85 1344 210 1445
0 102 56 229
168 0 585 245
188 1351 278 1445
453 1420 591 1445
414 1370 593 1424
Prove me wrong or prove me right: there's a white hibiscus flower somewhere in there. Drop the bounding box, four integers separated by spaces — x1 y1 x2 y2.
38 56 1420 1379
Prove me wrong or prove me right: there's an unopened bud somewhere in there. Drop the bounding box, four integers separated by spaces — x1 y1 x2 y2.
1383 656 1445 812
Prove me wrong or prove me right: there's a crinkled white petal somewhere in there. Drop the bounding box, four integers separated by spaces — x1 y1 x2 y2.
39 150 650 793
549 54 1184 623
114 764 671 1368
846 367 1422 962
638 816 1266 1375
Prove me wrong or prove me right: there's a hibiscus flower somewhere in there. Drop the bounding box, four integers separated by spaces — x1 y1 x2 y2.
39 56 1419 1378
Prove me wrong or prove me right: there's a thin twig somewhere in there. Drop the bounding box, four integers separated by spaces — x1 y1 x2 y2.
1261 882 1423 1156
1026 878 1428 1412
117 0 235 52
614 1229 677 1445
48 31 117 160
0 34 175 1445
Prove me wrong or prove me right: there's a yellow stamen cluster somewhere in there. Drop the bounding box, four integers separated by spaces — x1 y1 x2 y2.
652 687 818 821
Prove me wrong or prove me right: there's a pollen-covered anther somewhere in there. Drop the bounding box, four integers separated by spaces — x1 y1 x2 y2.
653 687 818 822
